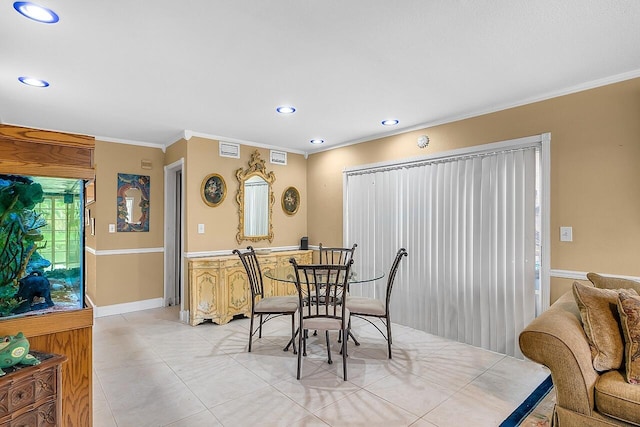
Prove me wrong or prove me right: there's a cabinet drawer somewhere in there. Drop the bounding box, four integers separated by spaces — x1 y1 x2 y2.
6 381 35 417
0 367 56 418
6 398 56 427
0 354 63 427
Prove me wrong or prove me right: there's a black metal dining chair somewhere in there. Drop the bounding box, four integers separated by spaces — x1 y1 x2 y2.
233 246 299 353
290 258 353 380
346 248 407 358
318 243 357 265
316 243 357 340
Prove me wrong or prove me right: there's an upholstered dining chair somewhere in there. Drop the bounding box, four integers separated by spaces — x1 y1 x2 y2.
318 243 357 265
233 246 299 353
346 247 407 358
290 258 353 380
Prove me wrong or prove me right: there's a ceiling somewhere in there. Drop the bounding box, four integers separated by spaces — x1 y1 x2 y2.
2 1 640 154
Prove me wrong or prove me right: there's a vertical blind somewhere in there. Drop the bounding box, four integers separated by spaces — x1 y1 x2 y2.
345 144 539 357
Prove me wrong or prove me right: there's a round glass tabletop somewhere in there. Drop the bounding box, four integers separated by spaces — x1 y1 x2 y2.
264 266 384 284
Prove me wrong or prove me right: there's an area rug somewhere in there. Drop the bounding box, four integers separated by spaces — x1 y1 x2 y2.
500 375 555 427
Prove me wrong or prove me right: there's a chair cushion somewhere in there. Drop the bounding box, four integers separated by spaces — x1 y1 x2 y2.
595 370 640 424
347 296 385 316
254 296 298 313
302 308 350 331
572 281 637 371
617 293 640 384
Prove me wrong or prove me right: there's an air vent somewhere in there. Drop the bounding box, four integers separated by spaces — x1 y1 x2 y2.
219 141 240 158
270 150 287 165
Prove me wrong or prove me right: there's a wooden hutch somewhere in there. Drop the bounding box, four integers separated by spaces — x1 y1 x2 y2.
0 124 94 426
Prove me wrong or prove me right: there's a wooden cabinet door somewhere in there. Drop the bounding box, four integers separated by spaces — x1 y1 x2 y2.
189 259 221 326
259 255 278 298
223 258 251 321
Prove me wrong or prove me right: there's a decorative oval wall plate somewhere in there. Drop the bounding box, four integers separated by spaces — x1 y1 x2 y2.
282 186 300 216
201 173 226 207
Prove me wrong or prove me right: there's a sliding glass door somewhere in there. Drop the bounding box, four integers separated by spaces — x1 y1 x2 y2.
344 134 548 357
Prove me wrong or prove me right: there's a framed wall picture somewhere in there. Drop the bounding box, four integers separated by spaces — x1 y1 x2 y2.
201 173 227 207
282 186 300 216
117 173 150 232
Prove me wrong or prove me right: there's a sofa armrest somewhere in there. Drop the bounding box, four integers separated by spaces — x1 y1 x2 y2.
519 292 600 417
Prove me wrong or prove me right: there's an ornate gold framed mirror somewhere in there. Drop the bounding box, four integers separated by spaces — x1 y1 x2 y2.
236 150 275 244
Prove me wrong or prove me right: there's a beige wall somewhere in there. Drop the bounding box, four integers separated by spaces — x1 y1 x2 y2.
88 136 308 309
183 137 307 252
87 140 165 306
307 77 640 302
87 77 640 308
94 253 164 305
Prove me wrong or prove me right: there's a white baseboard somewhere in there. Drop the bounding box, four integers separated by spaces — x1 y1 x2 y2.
94 297 165 318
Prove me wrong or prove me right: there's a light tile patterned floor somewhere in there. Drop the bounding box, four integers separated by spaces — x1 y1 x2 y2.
93 307 549 427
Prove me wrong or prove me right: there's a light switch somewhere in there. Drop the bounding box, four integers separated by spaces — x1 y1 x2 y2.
198 223 205 234
560 226 573 242
108 224 115 233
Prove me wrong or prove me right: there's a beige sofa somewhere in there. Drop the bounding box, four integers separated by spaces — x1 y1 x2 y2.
519 275 640 426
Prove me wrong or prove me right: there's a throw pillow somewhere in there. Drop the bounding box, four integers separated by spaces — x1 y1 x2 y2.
587 272 640 295
572 281 638 371
617 293 640 384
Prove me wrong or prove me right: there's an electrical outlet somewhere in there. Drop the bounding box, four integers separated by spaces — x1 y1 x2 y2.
198 224 205 234
108 224 115 233
560 226 573 242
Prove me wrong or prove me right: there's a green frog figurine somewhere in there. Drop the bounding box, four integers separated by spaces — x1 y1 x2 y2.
0 332 40 376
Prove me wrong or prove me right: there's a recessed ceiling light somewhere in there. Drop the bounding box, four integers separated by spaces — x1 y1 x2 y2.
310 139 324 145
381 119 399 126
276 106 296 114
13 2 59 23
18 76 49 87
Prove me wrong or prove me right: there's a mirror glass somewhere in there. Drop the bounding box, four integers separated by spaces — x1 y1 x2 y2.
124 187 143 224
244 176 269 236
236 150 275 243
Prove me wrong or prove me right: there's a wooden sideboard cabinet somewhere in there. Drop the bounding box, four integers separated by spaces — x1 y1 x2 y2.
0 353 66 427
188 250 312 326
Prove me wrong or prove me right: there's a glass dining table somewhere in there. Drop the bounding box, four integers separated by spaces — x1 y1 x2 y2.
263 264 385 351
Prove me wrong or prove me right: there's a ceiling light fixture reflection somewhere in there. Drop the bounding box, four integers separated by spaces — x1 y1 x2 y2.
13 2 59 23
381 119 399 126
310 139 324 145
276 106 296 114
18 76 50 87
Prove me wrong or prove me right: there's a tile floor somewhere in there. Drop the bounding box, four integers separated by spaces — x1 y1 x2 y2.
93 307 549 427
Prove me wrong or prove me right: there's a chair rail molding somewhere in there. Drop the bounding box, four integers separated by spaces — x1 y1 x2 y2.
184 245 300 259
550 269 640 282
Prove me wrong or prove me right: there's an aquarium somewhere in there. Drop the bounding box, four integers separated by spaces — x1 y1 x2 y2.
0 174 84 318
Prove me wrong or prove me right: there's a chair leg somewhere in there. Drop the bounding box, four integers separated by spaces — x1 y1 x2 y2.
348 331 360 346
248 312 255 352
291 314 297 354
297 325 304 380
386 316 393 359
326 330 333 364
258 314 263 338
303 329 308 357
342 328 348 381
285 327 299 353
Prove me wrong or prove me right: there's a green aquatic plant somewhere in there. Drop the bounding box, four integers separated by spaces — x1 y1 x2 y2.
0 175 45 316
